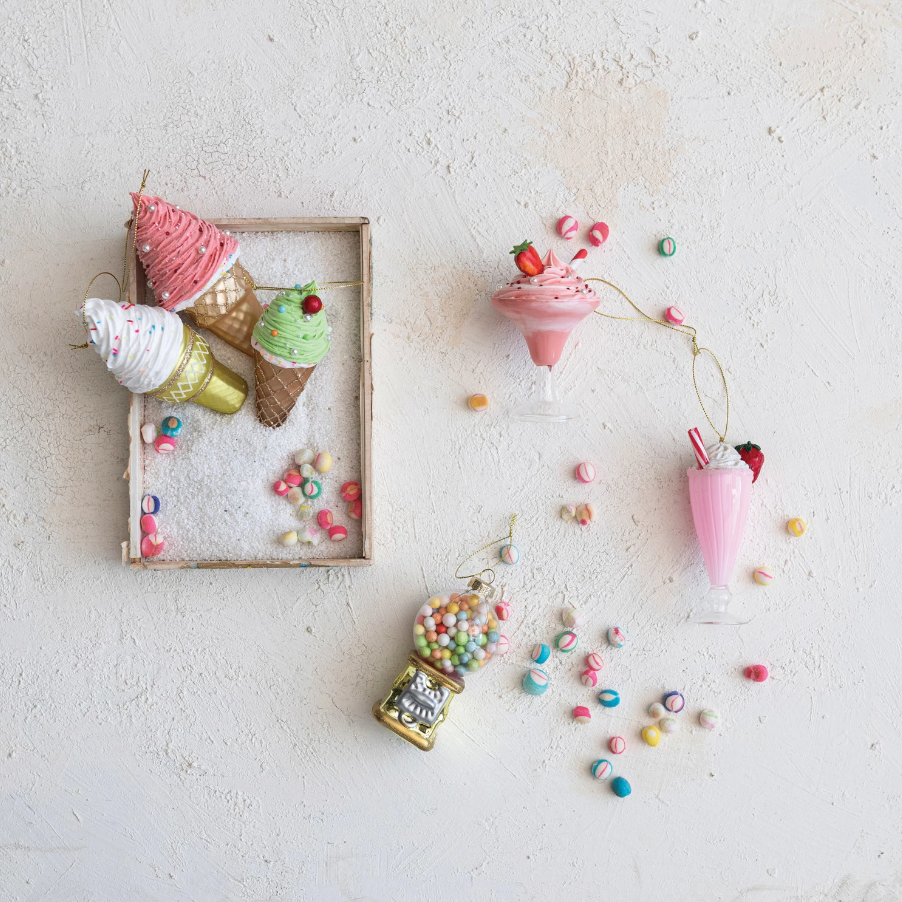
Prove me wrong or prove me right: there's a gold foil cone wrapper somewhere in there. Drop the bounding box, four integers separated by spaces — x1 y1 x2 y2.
253 350 316 428
372 652 464 751
184 261 263 357
149 323 248 414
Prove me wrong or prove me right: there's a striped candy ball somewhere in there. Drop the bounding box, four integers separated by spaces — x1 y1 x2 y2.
609 736 626 755
561 606 584 628
141 494 160 514
531 643 551 665
495 635 510 656
647 702 666 719
585 652 604 672
140 514 157 535
522 668 549 696
659 716 679 734
787 518 807 537
556 631 578 653
607 627 626 648
468 393 489 412
140 533 164 558
598 689 620 708
580 669 598 688
573 705 592 724
663 691 685 713
659 236 676 256
575 462 596 484
699 708 719 730
557 215 579 239
754 567 774 586
588 222 609 247
494 601 511 621
591 759 613 780
499 543 520 565
154 435 176 454
665 306 685 325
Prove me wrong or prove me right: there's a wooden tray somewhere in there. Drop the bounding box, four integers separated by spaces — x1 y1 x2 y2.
122 217 373 569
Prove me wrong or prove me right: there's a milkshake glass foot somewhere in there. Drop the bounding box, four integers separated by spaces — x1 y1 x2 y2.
513 366 578 423
689 586 748 625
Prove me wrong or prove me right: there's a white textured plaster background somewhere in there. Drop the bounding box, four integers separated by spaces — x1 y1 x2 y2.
1 1 901 900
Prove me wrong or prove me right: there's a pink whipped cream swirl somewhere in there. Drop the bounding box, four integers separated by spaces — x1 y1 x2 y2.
132 193 240 313
491 250 599 366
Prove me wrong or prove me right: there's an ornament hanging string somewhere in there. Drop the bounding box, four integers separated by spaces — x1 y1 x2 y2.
454 514 518 583
585 278 730 442
249 280 364 292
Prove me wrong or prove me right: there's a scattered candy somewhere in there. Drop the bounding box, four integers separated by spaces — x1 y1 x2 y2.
607 627 626 648
141 494 160 514
574 706 592 724
556 631 578 653
609 736 626 755
141 533 164 557
294 449 314 466
523 668 549 696
531 643 551 665
140 514 157 534
576 503 595 526
160 416 182 437
140 423 157 444
561 606 584 628
296 505 313 520
611 776 631 798
754 567 774 586
154 435 176 454
300 463 315 478
659 716 679 734
560 504 577 521
745 664 769 682
659 236 676 257
663 691 685 713
468 394 489 412
348 499 363 519
699 708 719 730
585 652 604 671
647 702 666 719
664 306 685 325
598 689 620 708
642 725 661 747
575 462 596 484
588 222 609 247
273 480 290 496
499 543 519 565
300 526 321 546
340 481 361 501
581 669 599 688
286 488 303 505
284 469 302 487
279 530 298 547
494 601 511 621
303 478 322 499
496 635 510 656
314 452 332 473
328 525 348 542
591 759 613 780
557 215 578 239
317 510 334 529
735 442 765 482
787 517 807 537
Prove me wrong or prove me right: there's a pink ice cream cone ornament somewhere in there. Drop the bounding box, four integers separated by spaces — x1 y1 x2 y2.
132 193 263 356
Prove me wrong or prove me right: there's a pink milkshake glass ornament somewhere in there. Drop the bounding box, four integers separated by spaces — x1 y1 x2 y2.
492 247 599 422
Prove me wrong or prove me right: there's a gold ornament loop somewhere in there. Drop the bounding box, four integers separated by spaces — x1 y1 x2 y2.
249 280 364 292
454 514 519 583
586 278 730 443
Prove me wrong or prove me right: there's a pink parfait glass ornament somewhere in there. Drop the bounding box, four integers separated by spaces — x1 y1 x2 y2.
492 245 599 422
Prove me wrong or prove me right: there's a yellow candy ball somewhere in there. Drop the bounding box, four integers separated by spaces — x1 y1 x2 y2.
642 726 661 747
429 597 442 609
468 393 489 412
447 602 459 614
787 517 807 537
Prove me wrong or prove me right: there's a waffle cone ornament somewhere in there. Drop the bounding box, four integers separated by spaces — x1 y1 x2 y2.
251 282 331 428
131 193 263 356
81 298 247 414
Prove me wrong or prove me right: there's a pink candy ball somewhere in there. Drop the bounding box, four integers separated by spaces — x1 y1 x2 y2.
580 669 599 688
557 215 578 239
575 462 596 484
348 499 363 520
328 525 348 542
141 533 164 557
585 652 604 671
284 469 303 487
318 510 334 529
588 222 609 247
140 514 157 534
574 705 592 724
154 435 176 454
745 664 769 682
494 600 511 621
609 736 626 755
273 480 290 496
664 306 685 325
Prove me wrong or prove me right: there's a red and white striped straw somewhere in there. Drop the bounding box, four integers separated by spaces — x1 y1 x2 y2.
688 427 709 469
570 248 588 267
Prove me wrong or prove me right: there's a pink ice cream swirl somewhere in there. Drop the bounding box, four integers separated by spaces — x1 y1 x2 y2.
491 250 599 366
132 194 240 313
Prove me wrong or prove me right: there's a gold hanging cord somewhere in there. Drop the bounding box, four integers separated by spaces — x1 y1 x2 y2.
454 514 519 584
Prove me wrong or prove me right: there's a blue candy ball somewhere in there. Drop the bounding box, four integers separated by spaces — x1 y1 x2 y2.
598 689 620 708
531 643 551 665
522 668 549 696
278 304 287 313
458 653 470 665
611 776 632 798
160 416 182 437
488 630 499 643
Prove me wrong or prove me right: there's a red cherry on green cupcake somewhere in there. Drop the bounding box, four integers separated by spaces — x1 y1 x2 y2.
303 295 323 314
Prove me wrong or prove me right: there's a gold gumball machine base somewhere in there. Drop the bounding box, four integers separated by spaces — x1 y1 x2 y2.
372 652 465 751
